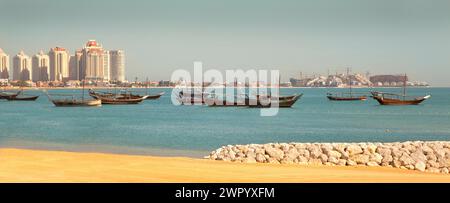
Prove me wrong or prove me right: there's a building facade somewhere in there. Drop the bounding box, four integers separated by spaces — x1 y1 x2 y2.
32 50 50 82
13 51 32 81
49 47 69 81
2 40 125 83
69 50 82 81
103 50 110 81
109 50 125 82
81 40 105 81
0 48 9 79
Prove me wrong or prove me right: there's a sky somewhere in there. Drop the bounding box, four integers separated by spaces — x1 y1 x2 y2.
1 0 450 85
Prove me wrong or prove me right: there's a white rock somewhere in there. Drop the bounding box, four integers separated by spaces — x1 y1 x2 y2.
265 147 284 160
414 161 426 172
328 156 339 164
337 159 347 166
367 144 377 154
256 153 266 163
307 145 322 158
370 153 383 164
298 156 309 164
319 154 328 163
350 154 370 164
399 154 415 166
346 145 363 156
285 148 300 162
327 150 342 159
346 160 357 166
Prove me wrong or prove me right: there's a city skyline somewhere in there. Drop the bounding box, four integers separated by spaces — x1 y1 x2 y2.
0 40 125 84
1 0 450 85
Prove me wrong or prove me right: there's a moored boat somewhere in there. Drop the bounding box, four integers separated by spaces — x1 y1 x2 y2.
3 89 38 101
371 92 430 105
2 81 39 101
370 74 431 105
145 92 165 100
89 89 146 104
327 93 367 101
142 78 165 100
0 91 22 99
249 94 303 108
45 78 101 107
206 93 302 108
5 94 39 101
50 98 102 107
45 91 102 107
326 68 367 101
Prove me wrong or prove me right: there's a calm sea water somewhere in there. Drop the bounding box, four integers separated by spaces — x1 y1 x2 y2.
1 87 449 157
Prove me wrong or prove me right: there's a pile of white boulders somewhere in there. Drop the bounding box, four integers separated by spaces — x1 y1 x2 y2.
206 141 450 174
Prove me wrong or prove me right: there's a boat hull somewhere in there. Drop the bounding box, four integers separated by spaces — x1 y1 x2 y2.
370 91 430 105
51 99 102 107
0 91 21 99
372 96 426 105
250 94 302 108
5 95 39 101
327 95 367 101
207 94 302 108
89 90 145 104
145 92 165 100
99 99 143 104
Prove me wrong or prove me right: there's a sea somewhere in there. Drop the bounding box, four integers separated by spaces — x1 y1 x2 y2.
1 87 449 158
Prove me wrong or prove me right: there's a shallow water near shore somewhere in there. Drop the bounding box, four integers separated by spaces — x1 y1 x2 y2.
1 87 449 158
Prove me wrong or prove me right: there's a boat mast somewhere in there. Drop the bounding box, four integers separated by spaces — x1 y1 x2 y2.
82 79 85 101
347 67 352 96
20 79 24 95
146 77 149 95
403 73 407 99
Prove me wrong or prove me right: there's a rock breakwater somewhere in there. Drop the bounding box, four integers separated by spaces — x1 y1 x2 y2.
206 141 450 174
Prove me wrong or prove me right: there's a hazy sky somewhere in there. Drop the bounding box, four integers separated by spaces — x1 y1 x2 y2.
1 0 449 85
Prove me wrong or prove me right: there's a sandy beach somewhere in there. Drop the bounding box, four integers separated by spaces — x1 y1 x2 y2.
0 148 449 183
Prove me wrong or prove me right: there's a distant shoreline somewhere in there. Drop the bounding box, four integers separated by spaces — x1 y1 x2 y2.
0 86 437 91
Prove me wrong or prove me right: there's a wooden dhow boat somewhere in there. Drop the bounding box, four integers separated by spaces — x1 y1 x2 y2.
370 91 430 105
206 93 303 108
51 98 102 107
145 92 165 100
326 68 367 101
327 92 367 101
370 74 431 105
45 91 101 107
123 91 164 100
45 77 101 107
0 90 22 99
89 89 147 104
142 78 165 100
249 94 303 108
2 81 39 101
206 76 302 108
3 90 39 101
5 94 39 101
